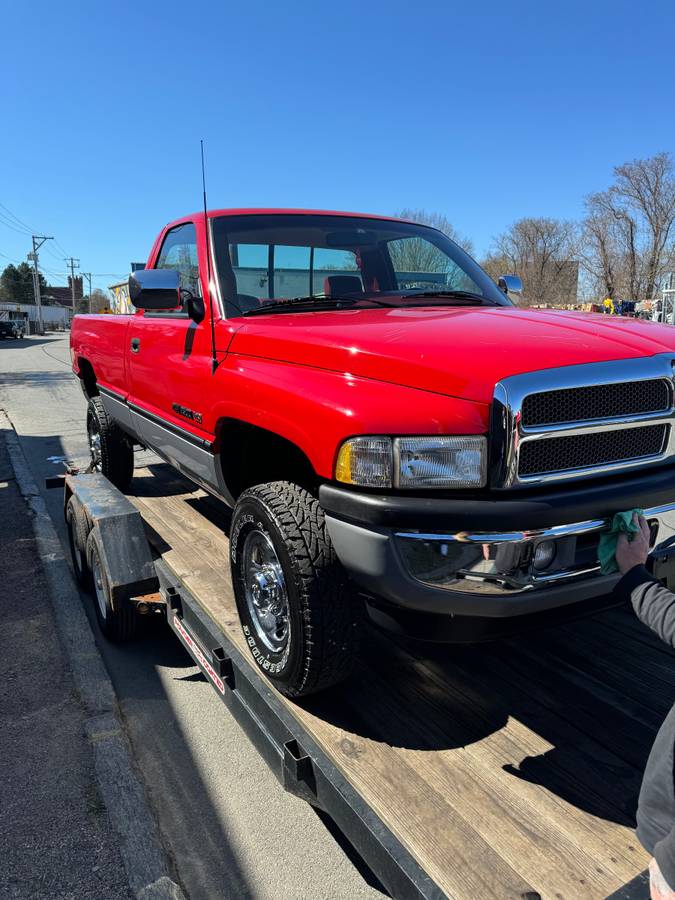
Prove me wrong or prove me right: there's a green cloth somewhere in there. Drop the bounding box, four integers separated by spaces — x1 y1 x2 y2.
597 508 644 574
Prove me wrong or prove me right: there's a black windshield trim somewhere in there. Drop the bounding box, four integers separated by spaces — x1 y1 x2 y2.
399 289 496 305
241 295 397 316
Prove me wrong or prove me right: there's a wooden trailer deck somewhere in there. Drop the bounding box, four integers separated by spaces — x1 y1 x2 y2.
128 463 673 900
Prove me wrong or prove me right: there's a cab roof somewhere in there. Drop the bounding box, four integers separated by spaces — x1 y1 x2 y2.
172 208 414 228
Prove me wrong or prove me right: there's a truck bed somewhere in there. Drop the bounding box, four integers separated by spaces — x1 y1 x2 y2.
128 463 664 899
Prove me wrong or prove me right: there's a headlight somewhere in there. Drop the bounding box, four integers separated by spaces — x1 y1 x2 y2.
335 435 487 489
335 437 392 488
395 436 487 488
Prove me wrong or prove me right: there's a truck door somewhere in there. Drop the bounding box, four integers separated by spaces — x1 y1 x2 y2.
127 221 218 491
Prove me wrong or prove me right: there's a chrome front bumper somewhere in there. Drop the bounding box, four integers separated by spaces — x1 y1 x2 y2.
394 501 675 596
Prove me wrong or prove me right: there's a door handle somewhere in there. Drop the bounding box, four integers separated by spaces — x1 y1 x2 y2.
131 337 140 353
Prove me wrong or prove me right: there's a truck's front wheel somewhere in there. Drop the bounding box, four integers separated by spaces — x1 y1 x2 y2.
86 397 134 490
230 482 360 697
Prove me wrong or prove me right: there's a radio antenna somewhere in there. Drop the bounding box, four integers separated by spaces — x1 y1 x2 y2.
201 140 218 372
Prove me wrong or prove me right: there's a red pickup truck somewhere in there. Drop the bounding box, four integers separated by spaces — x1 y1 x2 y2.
71 209 675 696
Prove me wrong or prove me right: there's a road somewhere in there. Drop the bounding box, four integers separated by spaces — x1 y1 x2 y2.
0 334 384 900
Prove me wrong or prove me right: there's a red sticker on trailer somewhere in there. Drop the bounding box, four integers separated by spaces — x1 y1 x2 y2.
173 615 226 695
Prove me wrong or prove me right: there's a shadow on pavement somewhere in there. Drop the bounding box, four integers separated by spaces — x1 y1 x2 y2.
11 430 255 900
0 370 75 385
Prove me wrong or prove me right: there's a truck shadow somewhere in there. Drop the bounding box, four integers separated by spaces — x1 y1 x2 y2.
300 605 673 831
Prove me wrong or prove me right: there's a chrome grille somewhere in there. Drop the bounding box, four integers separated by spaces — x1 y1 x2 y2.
518 424 668 477
521 379 671 426
492 355 675 487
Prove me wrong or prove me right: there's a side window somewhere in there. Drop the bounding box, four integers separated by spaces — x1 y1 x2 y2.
156 223 200 297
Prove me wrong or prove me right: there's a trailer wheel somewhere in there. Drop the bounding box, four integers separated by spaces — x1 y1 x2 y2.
86 397 134 491
87 531 140 642
230 481 360 697
66 496 90 587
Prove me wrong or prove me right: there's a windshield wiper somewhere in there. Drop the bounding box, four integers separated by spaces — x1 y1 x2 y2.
399 289 491 305
241 295 396 316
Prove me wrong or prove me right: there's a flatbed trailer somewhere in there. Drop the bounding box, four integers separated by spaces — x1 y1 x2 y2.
59 463 665 900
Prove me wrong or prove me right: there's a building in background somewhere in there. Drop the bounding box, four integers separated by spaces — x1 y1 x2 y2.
108 280 133 313
109 263 144 314
0 301 71 331
42 275 83 307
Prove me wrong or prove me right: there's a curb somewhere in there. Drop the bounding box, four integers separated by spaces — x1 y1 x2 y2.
1 409 186 900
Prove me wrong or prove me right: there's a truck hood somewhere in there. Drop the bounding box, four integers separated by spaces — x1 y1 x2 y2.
229 307 675 405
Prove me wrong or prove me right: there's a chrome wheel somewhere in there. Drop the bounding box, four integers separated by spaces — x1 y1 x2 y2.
242 529 289 653
92 556 108 621
88 416 102 472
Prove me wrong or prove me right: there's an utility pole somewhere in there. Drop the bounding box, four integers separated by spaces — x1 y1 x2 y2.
27 235 53 335
82 272 93 312
65 257 80 313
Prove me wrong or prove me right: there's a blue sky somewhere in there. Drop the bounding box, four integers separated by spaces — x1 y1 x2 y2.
1 0 674 292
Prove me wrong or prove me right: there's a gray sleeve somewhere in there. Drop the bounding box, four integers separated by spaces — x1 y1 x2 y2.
655 830 675 892
615 565 675 648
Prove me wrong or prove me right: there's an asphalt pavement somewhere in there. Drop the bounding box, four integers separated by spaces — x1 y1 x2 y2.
0 334 384 900
0 428 132 900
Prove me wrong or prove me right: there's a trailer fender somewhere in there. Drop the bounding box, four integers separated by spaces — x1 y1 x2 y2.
66 472 158 607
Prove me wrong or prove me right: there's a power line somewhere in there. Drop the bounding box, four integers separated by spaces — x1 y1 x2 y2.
45 244 67 263
0 201 35 233
0 199 73 266
0 213 32 236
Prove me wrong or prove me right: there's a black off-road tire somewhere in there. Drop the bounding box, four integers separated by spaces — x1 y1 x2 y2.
86 396 134 490
87 530 140 642
230 481 360 697
66 495 91 588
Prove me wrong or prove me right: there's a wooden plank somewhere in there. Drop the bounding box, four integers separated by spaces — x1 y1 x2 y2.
597 604 675 656
127 465 655 899
314 650 646 896
557 616 675 690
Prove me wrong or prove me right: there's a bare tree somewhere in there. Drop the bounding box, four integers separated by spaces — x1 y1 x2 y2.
579 197 624 300
482 218 579 306
613 153 675 298
396 209 474 254
580 153 675 300
387 209 475 282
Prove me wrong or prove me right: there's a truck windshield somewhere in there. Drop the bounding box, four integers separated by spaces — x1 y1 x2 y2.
210 214 511 317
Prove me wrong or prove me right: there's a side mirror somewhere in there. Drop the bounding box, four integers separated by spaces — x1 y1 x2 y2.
128 269 181 310
183 291 205 324
498 274 523 297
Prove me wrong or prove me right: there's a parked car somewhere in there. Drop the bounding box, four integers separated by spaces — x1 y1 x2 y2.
70 208 675 696
0 319 25 339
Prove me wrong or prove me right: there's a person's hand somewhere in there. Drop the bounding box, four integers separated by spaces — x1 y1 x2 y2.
615 513 651 574
650 857 675 899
